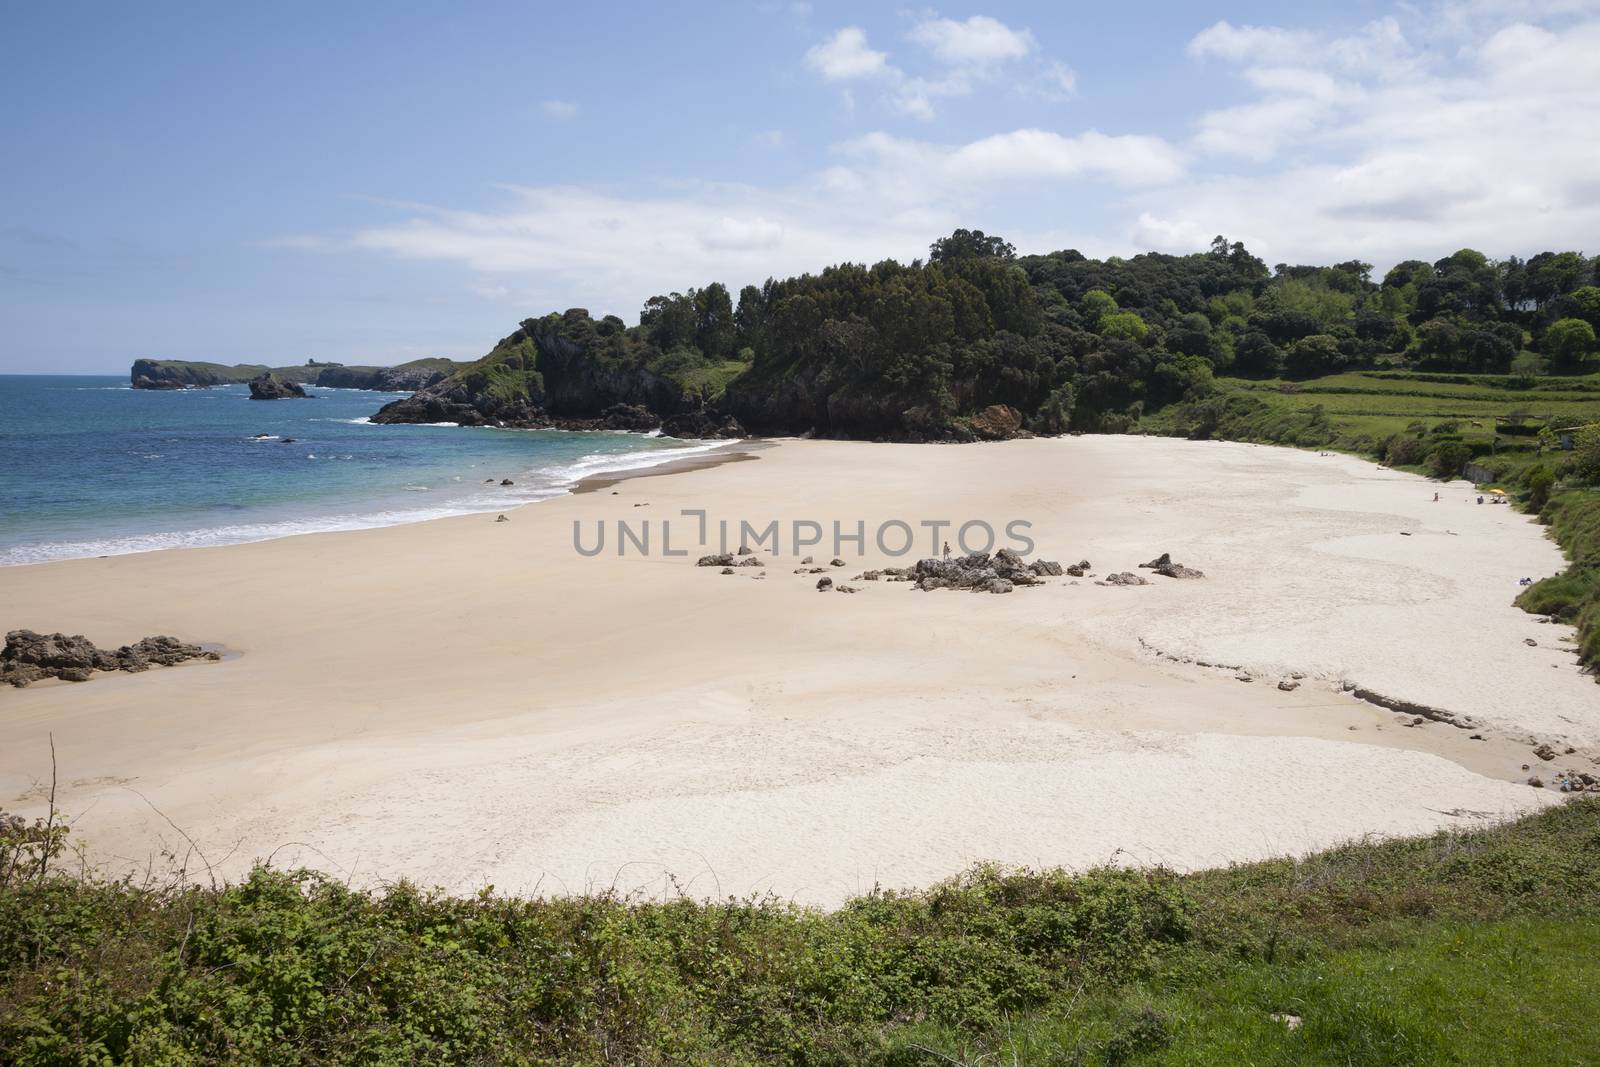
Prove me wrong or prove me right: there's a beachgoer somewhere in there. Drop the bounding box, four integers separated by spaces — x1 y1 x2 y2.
942 540 951 559
1433 492 1439 502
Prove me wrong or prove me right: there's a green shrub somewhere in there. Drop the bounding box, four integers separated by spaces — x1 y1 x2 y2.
1427 442 1472 478
1385 434 1426 466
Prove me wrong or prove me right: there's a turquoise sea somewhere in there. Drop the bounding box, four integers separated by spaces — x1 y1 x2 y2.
0 375 723 566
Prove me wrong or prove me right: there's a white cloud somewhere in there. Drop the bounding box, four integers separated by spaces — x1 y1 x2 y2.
541 100 580 120
752 129 787 149
279 3 1600 320
1187 21 1314 65
804 27 889 80
909 15 1036 66
1138 9 1600 266
805 15 1070 120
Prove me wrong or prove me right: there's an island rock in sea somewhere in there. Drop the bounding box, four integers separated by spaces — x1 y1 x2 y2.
248 373 310 400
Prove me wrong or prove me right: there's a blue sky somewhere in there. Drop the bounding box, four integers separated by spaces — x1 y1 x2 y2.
3 1 1598 373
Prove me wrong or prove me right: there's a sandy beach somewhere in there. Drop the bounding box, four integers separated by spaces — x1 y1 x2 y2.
2 436 1592 906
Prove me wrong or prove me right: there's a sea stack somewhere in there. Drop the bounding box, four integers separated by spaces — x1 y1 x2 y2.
247 373 310 400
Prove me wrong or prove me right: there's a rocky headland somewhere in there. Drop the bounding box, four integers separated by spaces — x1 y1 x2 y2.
130 358 461 392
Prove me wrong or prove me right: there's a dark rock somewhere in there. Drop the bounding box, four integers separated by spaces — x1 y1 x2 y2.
737 546 754 555
1154 562 1205 579
1533 743 1557 761
659 411 747 439
721 567 735 574
596 403 662 433
1140 552 1172 569
817 577 833 591
2 629 218 687
1066 560 1092 577
1029 560 1064 577
697 553 735 567
501 479 515 486
1104 572 1148 586
1278 679 1300 692
830 558 846 567
247 374 310 400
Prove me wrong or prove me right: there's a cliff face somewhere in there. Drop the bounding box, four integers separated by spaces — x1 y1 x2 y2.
131 359 270 389
130 358 460 392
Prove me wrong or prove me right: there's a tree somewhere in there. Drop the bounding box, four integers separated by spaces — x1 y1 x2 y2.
1569 286 1600 330
734 284 765 349
1545 318 1597 369
1284 333 1341 378
1571 424 1600 483
929 229 1016 263
1233 331 1283 377
1080 289 1118 328
694 282 736 359
1098 310 1149 342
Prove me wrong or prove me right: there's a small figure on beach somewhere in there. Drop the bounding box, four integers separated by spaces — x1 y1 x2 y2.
942 540 951 559
1477 495 1484 504
1433 492 1439 502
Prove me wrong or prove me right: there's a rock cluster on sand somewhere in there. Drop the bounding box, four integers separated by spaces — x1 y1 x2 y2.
1139 552 1205 579
247 373 310 400
696 553 762 568
2 630 220 688
911 549 1062 594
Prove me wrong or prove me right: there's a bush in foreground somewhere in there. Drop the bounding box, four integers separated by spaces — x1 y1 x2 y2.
2 800 1597 1064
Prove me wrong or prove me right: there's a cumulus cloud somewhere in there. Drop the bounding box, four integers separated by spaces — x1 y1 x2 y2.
804 27 889 80
805 14 1067 120
908 15 1036 66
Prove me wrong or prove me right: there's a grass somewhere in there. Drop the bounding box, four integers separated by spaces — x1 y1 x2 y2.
895 917 1600 1065
662 358 751 405
3 798 1598 1065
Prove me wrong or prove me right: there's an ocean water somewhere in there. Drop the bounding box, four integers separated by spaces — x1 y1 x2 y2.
0 375 726 566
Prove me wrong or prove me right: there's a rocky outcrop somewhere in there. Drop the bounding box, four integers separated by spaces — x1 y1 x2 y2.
1139 552 1205 579
2 630 220 688
659 411 747 439
968 404 1026 441
248 374 309 400
313 360 458 392
370 313 744 433
911 549 1062 593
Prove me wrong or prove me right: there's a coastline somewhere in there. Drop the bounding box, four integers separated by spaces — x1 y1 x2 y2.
1 435 1591 907
0 410 745 567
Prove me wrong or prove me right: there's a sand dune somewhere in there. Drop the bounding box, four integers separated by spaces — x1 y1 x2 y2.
1 437 1590 906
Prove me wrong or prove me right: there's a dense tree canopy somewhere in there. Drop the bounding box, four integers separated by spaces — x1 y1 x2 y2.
443 232 1594 439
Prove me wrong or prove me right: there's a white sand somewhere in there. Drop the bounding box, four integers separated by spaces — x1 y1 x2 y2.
1 436 1589 907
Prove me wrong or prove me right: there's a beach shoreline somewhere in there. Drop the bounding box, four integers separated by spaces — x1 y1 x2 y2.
1 435 1592 907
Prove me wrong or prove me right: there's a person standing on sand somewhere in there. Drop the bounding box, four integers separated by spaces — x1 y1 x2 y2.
1433 492 1439 502
943 541 951 559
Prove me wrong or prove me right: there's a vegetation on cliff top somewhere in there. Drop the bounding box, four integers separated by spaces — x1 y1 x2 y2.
131 357 461 391
3 798 1596 1065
